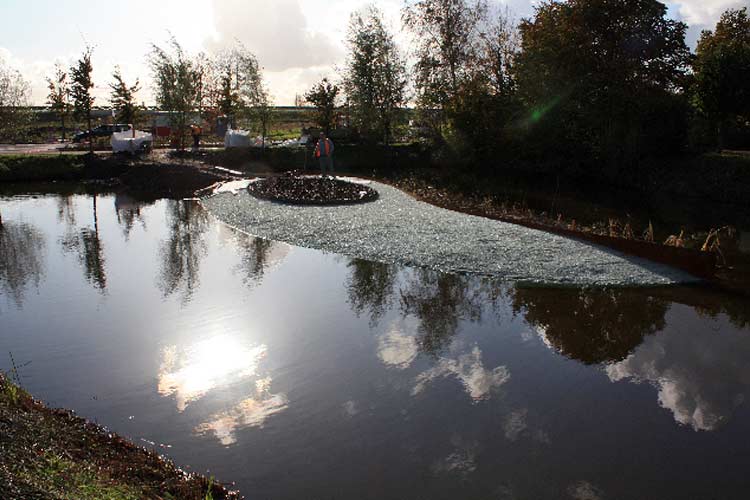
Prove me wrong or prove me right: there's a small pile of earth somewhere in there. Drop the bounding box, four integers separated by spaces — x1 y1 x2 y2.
248 175 378 205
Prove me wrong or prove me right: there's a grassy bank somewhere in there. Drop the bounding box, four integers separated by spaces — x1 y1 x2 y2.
0 373 240 499
0 154 87 182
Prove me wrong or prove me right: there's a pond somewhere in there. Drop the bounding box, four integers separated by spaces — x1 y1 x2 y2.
1 189 750 499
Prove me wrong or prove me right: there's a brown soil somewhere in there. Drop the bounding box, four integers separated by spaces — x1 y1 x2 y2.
248 174 378 205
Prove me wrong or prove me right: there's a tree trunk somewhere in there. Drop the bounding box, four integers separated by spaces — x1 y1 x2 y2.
61 113 66 141
93 195 98 234
87 113 93 154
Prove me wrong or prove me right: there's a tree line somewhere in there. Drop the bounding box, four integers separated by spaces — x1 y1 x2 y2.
1 0 748 172
314 0 749 180
35 37 271 152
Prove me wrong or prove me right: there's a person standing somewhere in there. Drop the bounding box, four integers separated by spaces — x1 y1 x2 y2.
190 123 202 150
314 131 335 177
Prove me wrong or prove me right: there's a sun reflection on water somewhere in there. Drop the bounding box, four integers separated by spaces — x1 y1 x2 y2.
157 335 268 411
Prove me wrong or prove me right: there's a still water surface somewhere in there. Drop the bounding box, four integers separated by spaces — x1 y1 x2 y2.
1 190 750 499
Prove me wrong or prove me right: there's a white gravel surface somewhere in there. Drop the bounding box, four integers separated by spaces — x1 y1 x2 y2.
201 179 696 286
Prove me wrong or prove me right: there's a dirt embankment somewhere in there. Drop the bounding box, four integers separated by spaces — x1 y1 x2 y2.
0 374 240 500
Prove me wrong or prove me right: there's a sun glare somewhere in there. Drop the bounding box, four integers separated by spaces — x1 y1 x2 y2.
157 335 267 412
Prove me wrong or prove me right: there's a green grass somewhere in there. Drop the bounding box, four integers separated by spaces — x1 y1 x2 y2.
0 373 238 499
16 452 142 500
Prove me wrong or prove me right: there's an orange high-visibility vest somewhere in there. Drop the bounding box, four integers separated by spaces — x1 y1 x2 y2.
315 139 331 157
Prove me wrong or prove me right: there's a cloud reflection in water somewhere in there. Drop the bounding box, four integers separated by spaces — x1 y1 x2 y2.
195 376 289 446
377 323 419 370
412 346 510 401
606 312 750 431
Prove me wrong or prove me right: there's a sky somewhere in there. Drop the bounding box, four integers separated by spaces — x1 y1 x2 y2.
0 0 747 106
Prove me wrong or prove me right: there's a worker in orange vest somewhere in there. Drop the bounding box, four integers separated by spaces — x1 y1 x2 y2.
314 131 335 177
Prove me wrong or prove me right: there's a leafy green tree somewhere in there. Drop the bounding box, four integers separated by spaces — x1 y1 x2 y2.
402 0 487 113
202 43 264 131
46 63 70 141
70 46 96 154
448 8 522 163
109 66 141 125
232 45 264 111
479 7 518 99
217 66 241 116
514 0 691 175
0 55 31 142
693 7 750 149
305 78 340 135
344 6 407 145
149 37 202 150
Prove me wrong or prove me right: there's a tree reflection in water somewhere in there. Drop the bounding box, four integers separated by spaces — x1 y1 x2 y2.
59 195 107 293
55 195 76 227
234 234 278 288
652 287 750 330
399 270 497 356
114 193 152 240
0 220 46 308
509 287 669 365
346 259 397 327
157 200 208 304
346 261 506 356
345 257 671 364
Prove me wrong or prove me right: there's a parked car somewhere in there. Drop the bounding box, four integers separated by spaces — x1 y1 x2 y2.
72 124 131 143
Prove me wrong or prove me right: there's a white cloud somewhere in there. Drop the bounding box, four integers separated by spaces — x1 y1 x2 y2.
208 0 342 72
263 66 336 106
1 46 146 107
669 0 746 27
207 0 405 104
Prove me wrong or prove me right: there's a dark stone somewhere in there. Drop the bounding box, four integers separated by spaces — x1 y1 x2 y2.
248 173 379 205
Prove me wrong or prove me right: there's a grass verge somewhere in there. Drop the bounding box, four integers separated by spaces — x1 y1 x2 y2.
0 155 86 182
0 373 240 500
